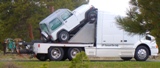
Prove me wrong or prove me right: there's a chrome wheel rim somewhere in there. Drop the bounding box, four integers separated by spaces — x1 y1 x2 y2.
70 48 80 58
51 48 61 59
137 49 147 59
61 34 68 41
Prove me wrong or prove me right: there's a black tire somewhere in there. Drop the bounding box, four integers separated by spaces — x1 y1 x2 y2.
48 47 64 61
58 30 69 42
36 54 48 61
88 10 97 23
67 48 82 61
61 48 68 61
61 55 68 61
134 46 149 61
121 57 132 61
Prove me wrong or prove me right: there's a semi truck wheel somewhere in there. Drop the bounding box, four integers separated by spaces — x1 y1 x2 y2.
61 48 68 61
134 46 149 61
67 48 82 60
121 57 132 61
58 30 69 42
36 54 48 61
61 55 67 61
48 47 64 61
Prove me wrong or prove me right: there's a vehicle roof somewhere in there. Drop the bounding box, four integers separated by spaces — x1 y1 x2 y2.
72 4 92 16
39 9 68 24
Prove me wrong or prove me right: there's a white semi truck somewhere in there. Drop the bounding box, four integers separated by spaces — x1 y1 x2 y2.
33 11 159 61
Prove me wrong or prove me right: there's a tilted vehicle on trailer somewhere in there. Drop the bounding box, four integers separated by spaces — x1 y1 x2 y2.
33 10 159 61
39 4 97 43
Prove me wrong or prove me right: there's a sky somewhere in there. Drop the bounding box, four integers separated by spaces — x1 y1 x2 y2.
89 0 130 16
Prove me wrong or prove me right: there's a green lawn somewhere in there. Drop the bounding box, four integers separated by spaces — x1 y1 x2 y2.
0 53 160 68
0 61 160 68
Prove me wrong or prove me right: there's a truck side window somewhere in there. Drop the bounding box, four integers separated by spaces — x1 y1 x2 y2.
49 18 62 31
61 11 72 21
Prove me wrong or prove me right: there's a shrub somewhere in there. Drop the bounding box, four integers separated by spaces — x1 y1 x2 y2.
70 51 90 68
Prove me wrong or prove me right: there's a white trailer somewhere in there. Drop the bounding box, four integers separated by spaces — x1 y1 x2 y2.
33 11 159 61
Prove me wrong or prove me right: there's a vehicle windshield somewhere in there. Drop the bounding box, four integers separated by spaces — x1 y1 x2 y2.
49 18 62 31
61 10 72 21
40 24 49 33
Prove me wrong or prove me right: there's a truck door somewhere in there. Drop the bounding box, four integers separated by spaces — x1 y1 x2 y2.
123 32 139 45
96 12 124 57
61 10 78 31
101 13 123 44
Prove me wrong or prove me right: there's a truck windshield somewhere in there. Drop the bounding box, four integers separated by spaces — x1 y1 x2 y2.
40 24 49 33
61 11 72 21
49 18 62 31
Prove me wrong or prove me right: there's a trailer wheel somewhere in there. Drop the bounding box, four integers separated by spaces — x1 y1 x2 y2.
121 57 132 61
58 30 69 42
61 54 68 61
48 47 64 61
36 54 48 61
67 48 82 61
61 48 68 61
134 46 149 61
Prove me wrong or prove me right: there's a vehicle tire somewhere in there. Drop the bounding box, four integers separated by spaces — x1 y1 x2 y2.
134 46 149 61
61 55 68 61
36 54 48 61
61 48 68 61
67 48 82 61
121 57 132 61
58 30 69 42
88 10 97 23
48 47 64 61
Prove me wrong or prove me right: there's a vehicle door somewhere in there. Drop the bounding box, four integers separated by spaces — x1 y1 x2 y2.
123 32 139 45
61 10 78 31
96 12 124 57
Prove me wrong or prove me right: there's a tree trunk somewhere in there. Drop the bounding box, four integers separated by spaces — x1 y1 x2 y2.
49 6 54 13
29 23 34 40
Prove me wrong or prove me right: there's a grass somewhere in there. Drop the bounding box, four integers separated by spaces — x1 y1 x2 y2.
0 61 160 68
90 62 160 68
0 52 160 68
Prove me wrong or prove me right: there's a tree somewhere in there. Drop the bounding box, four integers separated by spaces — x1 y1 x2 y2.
0 0 50 42
72 0 89 8
116 0 160 45
0 0 89 42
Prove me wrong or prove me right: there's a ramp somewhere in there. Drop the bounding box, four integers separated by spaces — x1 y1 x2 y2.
69 23 95 43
